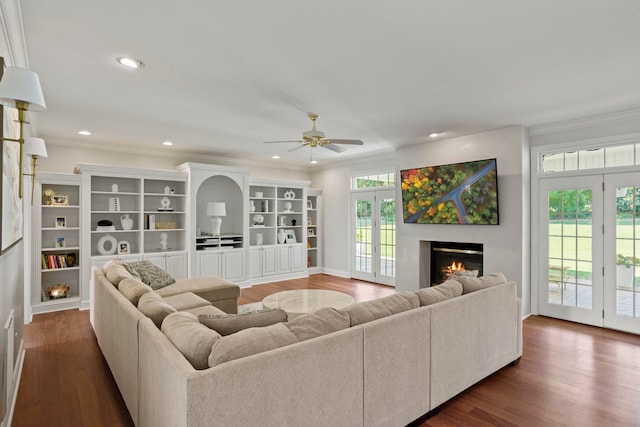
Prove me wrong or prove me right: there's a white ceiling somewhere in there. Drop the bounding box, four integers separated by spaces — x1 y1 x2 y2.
18 0 640 167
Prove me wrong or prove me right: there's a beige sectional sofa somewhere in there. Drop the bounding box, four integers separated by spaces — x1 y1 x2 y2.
93 265 522 427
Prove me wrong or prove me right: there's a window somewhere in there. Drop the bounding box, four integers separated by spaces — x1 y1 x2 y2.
351 172 395 190
542 141 640 174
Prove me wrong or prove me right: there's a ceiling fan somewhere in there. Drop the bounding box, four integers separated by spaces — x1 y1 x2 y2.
264 113 364 153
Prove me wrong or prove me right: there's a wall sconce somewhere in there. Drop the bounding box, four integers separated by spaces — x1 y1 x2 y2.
206 202 226 236
23 137 48 205
0 58 47 200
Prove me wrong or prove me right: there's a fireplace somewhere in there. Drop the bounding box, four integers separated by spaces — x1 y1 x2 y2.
430 241 483 286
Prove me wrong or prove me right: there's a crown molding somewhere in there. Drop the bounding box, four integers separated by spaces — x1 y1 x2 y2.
528 108 640 137
0 0 28 67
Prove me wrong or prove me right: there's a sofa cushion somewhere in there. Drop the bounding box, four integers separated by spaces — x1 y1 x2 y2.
345 292 420 326
118 278 153 306
162 292 211 311
104 262 133 287
124 260 175 290
121 263 142 280
156 276 240 302
415 279 463 306
285 307 351 341
457 273 507 294
137 292 177 328
208 323 298 367
162 312 221 370
199 309 287 336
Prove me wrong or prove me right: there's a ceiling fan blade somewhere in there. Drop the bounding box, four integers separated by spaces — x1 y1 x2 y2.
264 140 303 144
288 144 307 152
326 139 364 145
323 144 346 153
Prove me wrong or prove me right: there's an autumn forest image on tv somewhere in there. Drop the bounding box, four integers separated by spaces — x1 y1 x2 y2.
401 158 499 225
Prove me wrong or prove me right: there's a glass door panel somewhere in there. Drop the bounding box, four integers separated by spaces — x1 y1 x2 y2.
539 176 603 326
604 174 640 334
351 190 396 286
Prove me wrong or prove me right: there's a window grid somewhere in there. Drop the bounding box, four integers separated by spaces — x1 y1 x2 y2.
542 141 640 174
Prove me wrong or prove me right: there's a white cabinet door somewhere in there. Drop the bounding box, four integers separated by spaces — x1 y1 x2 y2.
277 245 291 273
263 246 277 276
198 251 223 277
144 254 164 270
224 250 244 282
167 252 187 280
249 248 262 278
290 244 305 272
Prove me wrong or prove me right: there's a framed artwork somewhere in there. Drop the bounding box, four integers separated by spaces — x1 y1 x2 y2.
1 105 23 254
284 229 297 244
118 240 130 254
55 216 66 228
307 228 315 236
55 237 66 248
51 194 69 206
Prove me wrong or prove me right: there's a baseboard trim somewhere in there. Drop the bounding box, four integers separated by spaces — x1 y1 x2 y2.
4 339 24 427
321 268 350 278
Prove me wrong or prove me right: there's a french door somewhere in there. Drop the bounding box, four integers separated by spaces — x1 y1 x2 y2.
539 176 604 326
539 173 640 334
351 189 396 286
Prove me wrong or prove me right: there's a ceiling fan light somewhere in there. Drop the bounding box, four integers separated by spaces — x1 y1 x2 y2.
310 159 318 164
272 155 280 159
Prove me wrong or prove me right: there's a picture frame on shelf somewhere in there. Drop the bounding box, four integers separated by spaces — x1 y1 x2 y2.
118 240 130 254
307 217 312 226
307 228 315 236
307 199 313 209
55 216 66 228
51 194 69 206
284 229 296 243
55 237 66 248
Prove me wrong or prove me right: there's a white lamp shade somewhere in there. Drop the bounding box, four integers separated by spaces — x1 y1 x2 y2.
206 202 226 217
0 66 47 111
24 137 48 158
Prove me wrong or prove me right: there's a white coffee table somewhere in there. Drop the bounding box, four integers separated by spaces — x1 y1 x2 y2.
262 289 355 317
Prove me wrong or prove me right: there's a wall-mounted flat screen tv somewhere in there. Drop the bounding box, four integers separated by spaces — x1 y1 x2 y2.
400 158 499 225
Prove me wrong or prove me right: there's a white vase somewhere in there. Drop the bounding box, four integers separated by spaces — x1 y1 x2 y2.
120 214 133 230
278 229 286 244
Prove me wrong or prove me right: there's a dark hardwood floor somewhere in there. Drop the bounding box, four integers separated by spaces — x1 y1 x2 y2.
11 275 640 426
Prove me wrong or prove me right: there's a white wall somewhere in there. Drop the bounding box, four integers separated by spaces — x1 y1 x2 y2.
395 127 530 310
311 154 395 277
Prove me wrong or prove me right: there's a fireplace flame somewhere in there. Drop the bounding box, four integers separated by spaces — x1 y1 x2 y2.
443 261 466 279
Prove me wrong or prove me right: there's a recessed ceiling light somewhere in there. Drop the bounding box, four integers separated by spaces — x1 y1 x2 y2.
310 160 318 164
78 130 91 136
429 132 440 138
272 155 280 159
162 141 173 146
117 57 144 69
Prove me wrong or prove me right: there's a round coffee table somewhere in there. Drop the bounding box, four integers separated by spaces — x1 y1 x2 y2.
262 289 354 318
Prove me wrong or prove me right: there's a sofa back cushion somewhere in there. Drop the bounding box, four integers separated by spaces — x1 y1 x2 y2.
103 262 133 287
199 309 287 336
456 273 507 294
285 307 351 341
124 260 176 290
415 279 463 306
118 278 153 306
208 323 298 367
137 292 177 328
161 312 221 370
345 292 419 326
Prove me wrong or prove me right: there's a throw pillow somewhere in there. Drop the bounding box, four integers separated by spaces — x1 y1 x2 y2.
137 292 177 328
415 279 463 306
457 273 507 294
345 292 420 326
124 260 175 290
121 263 142 280
208 323 298 367
162 312 221 370
118 278 153 305
285 307 350 341
199 309 287 336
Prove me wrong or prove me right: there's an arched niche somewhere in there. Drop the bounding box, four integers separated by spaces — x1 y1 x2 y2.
196 175 243 235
